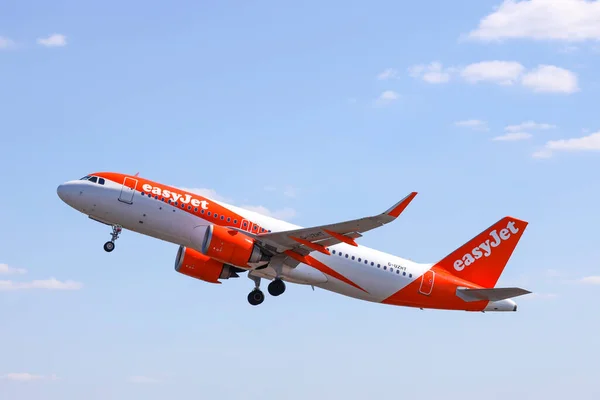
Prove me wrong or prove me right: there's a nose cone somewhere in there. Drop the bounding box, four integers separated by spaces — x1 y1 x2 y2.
57 181 79 206
57 183 66 201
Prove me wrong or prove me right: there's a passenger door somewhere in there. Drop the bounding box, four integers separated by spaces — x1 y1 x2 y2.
118 177 138 204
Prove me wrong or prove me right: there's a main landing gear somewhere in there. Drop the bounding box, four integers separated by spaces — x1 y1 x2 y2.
103 225 122 252
247 274 287 306
268 278 286 297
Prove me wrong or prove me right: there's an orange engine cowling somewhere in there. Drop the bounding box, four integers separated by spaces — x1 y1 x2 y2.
200 224 270 268
174 245 245 284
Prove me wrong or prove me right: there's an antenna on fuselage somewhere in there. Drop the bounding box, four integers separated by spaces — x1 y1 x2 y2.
134 172 140 177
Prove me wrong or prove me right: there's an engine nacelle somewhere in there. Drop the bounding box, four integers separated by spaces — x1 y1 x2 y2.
174 245 243 284
200 224 270 268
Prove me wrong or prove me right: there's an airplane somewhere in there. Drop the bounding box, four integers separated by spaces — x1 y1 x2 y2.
57 172 532 311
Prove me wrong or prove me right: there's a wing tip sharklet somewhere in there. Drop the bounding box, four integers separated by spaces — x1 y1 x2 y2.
384 192 418 218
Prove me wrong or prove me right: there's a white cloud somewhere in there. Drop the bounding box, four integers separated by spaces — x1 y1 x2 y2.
545 268 563 278
467 0 600 42
505 121 557 132
0 278 83 291
240 205 297 220
128 376 162 384
579 276 600 284
0 263 27 275
521 293 558 300
262 185 298 198
461 61 525 85
283 185 298 198
37 33 67 47
559 45 580 53
532 149 553 158
0 36 15 49
374 90 399 106
377 68 399 80
408 62 452 83
521 65 579 93
1 373 58 382
454 119 489 131
492 132 532 141
409 60 578 94
533 131 600 157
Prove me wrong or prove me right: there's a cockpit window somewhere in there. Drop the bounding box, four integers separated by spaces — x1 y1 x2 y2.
98 178 105 185
80 176 90 180
88 176 98 183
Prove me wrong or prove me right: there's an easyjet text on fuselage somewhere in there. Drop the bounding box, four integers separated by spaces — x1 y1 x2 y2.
142 183 209 209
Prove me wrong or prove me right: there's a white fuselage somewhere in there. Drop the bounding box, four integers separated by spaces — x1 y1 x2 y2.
57 178 429 303
57 175 518 312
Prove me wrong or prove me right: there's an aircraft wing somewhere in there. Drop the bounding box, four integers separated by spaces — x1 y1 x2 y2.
237 192 417 258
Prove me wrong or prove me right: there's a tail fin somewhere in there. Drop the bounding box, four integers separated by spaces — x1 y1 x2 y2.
435 216 528 288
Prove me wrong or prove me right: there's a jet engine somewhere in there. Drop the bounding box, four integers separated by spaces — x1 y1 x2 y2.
199 224 270 268
174 245 245 284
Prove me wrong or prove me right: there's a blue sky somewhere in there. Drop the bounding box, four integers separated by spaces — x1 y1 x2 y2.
1 0 600 398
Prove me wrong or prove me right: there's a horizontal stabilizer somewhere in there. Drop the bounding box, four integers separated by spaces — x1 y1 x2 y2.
456 287 531 302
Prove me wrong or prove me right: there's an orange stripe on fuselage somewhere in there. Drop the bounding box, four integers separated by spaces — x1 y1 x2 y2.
381 266 488 311
93 172 270 234
284 250 368 294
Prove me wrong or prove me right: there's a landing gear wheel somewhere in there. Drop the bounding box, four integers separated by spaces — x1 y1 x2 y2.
268 279 286 296
103 241 115 252
248 290 265 306
104 225 122 252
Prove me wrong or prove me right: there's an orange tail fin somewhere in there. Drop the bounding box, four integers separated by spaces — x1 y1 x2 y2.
435 216 528 288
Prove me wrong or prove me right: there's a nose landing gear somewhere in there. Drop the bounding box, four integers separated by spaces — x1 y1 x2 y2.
103 225 122 252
